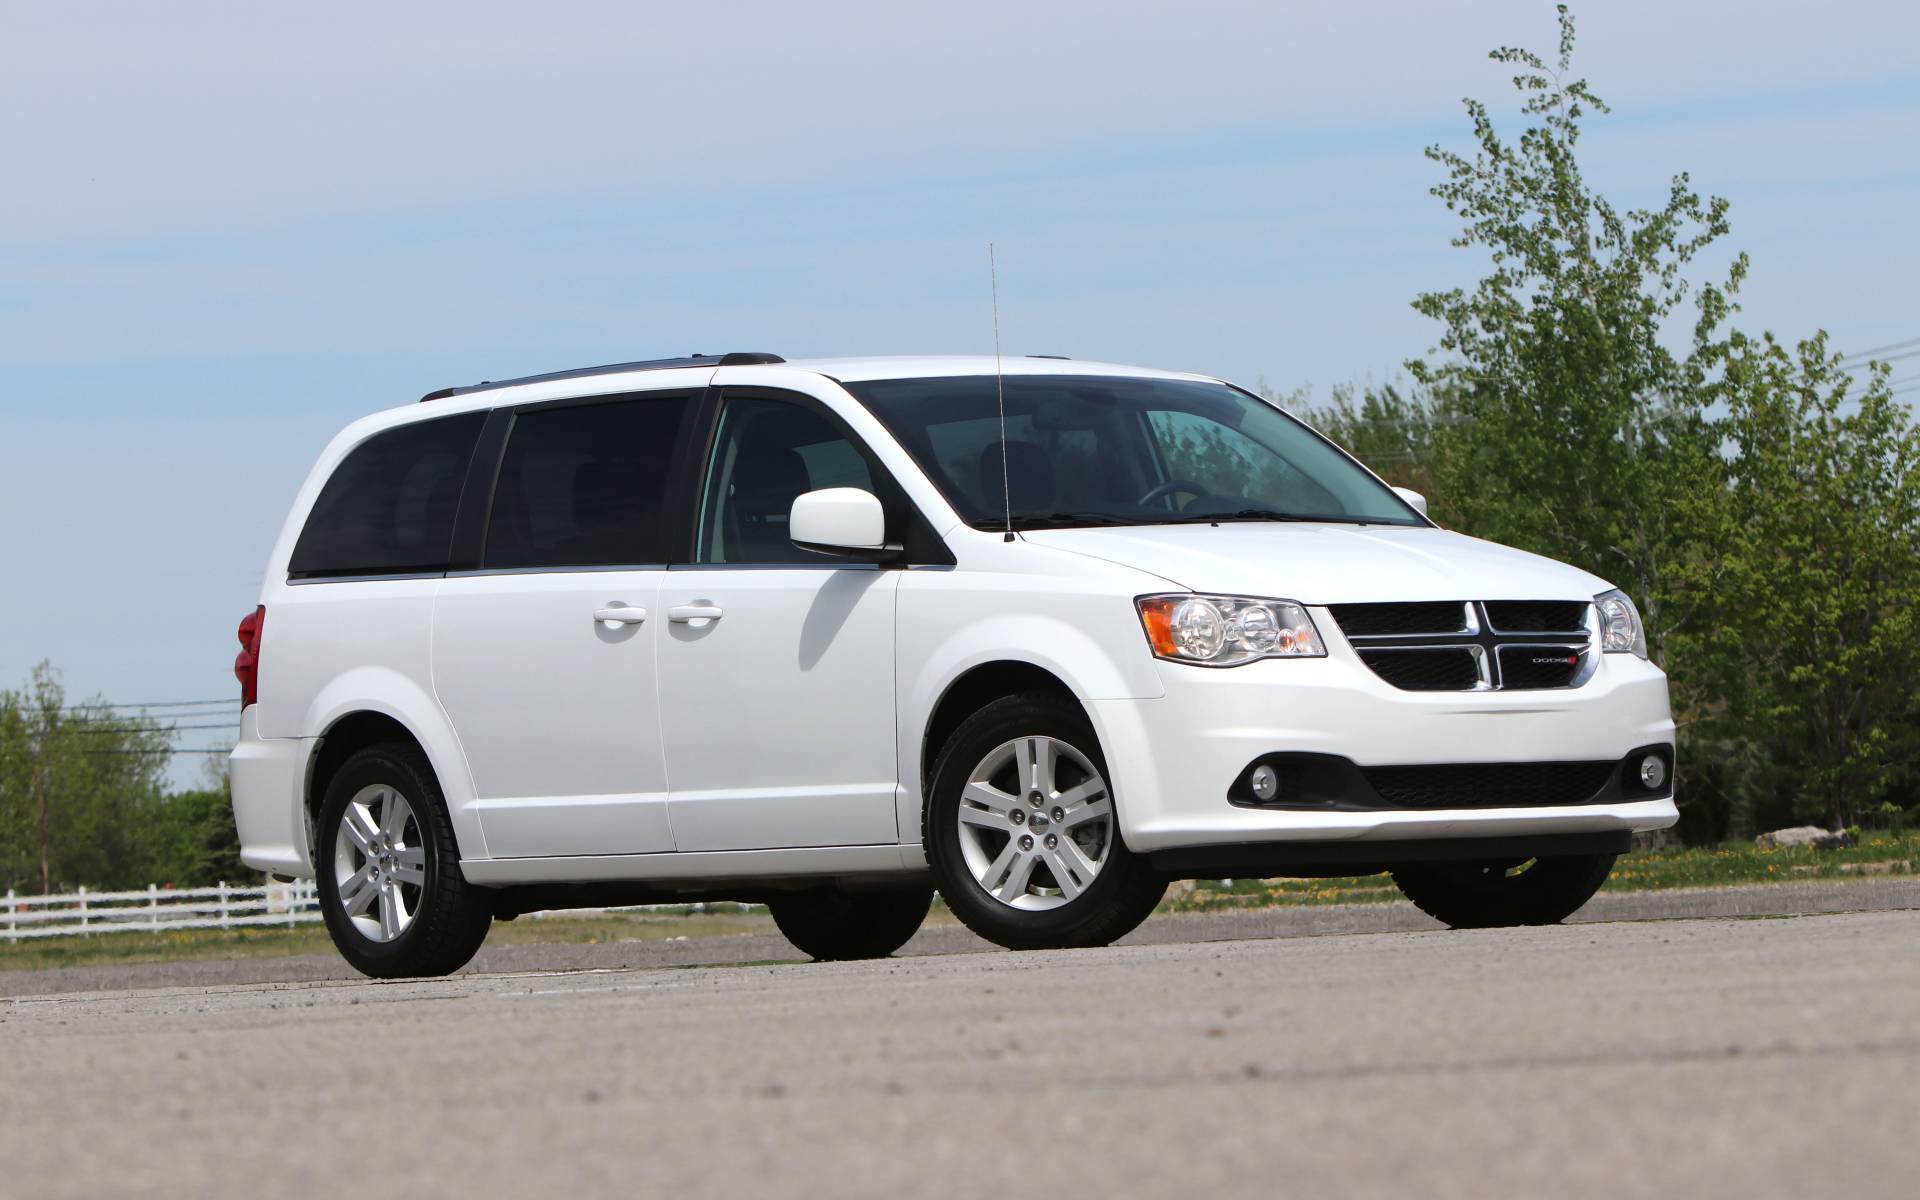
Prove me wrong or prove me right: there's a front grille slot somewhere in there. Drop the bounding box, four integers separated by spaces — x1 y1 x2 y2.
1361 761 1617 809
1328 601 1466 637
1483 600 1588 633
1357 649 1480 691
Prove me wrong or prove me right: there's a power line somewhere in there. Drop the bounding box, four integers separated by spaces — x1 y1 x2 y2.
1837 335 1920 364
71 722 240 735
82 748 232 756
53 699 235 714
1842 348 1920 371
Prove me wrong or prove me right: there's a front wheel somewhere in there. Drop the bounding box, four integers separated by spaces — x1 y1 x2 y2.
925 693 1166 951
767 886 934 961
1390 852 1616 929
315 742 492 978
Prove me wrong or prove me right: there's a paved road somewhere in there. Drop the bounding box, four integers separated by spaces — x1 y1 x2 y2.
4 884 1918 1199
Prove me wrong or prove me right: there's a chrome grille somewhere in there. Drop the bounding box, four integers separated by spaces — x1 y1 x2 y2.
1331 600 1593 692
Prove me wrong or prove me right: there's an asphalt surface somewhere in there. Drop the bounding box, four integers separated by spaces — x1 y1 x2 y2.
5 881 1918 1198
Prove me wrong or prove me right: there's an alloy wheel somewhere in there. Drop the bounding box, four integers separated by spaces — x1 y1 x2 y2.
956 735 1113 911
332 784 426 942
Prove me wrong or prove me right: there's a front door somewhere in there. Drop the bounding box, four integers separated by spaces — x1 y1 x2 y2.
433 390 693 858
657 391 901 852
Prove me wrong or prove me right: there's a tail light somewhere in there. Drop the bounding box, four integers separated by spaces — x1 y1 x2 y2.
235 606 265 708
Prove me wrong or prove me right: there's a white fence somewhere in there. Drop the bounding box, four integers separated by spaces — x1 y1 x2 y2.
2 881 321 940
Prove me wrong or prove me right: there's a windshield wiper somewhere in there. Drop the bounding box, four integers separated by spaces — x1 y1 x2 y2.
1007 511 1143 530
1160 509 1384 526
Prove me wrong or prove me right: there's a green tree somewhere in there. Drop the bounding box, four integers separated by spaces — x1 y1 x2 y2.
1407 3 1739 668
1396 3 1920 839
0 663 175 893
1693 336 1920 829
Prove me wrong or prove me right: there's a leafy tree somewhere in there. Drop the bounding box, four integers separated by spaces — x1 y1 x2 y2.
1406 3 1740 669
0 663 175 892
1393 4 1920 837
1692 336 1920 829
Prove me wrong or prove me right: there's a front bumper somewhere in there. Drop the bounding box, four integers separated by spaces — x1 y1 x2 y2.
1089 622 1679 854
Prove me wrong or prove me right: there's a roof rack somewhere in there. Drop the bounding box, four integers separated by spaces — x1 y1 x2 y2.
419 351 785 402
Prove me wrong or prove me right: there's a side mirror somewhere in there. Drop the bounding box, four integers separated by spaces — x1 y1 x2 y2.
790 488 899 561
1392 486 1429 518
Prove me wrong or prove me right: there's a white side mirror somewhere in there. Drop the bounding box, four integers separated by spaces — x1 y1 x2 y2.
1392 486 1428 517
790 487 889 555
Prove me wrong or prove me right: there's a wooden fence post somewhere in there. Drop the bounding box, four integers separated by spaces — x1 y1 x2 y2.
149 883 159 929
78 885 89 934
217 881 229 929
5 888 13 938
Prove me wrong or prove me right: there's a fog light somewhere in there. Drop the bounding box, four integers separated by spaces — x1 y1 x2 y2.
1249 764 1280 802
1638 755 1667 790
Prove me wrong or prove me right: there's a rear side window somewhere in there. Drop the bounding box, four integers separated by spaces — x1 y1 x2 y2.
482 396 690 569
289 413 485 578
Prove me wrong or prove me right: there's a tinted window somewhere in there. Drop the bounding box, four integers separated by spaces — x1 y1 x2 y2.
290 413 485 577
697 397 876 564
483 396 689 569
847 375 1422 529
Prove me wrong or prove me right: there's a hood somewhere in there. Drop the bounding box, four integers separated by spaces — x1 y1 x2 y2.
1022 523 1611 605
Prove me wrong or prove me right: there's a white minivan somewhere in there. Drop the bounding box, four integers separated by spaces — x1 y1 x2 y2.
230 353 1677 977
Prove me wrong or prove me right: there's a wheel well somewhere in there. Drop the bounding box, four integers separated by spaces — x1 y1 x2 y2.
306 712 426 859
921 661 1082 787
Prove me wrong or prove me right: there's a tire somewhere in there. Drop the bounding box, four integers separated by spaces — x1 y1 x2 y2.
314 742 492 978
1390 852 1617 929
924 692 1166 951
767 886 934 961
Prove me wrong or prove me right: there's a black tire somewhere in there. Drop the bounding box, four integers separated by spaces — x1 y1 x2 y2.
924 692 1166 951
314 742 492 978
1390 852 1617 929
767 886 934 961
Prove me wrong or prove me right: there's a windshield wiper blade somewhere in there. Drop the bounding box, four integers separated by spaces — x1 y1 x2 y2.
1010 511 1143 529
1161 509 1383 526
1156 508 1312 524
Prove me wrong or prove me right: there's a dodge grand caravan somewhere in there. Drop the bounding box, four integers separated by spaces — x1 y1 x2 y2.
230 352 1677 977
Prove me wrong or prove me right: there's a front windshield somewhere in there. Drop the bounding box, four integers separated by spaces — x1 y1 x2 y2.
846 374 1425 530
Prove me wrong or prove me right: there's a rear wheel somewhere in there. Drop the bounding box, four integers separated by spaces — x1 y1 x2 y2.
767 886 934 961
1390 852 1616 929
926 693 1166 951
315 742 492 978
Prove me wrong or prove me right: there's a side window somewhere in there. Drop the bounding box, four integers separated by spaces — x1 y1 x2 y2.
1148 409 1339 513
697 396 877 564
290 412 485 578
482 396 689 570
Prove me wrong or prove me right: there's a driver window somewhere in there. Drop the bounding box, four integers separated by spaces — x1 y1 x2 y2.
697 396 878 564
1148 410 1338 513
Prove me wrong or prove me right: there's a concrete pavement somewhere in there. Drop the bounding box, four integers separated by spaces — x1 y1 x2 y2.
4 886 1917 1198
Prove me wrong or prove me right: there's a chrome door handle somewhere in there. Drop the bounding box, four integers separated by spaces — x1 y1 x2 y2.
667 604 724 623
592 606 648 626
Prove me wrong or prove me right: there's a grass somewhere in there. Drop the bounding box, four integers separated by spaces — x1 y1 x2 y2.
1167 832 1920 913
7 834 1914 970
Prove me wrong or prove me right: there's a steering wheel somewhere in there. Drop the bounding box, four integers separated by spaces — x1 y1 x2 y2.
1136 479 1212 508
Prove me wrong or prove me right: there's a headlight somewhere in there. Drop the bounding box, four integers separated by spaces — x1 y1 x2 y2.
1137 594 1326 666
1595 589 1648 658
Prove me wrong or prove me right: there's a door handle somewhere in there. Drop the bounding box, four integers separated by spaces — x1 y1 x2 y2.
667 604 724 624
592 606 648 626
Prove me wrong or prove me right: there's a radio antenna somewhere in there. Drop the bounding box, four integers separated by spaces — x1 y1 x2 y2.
990 243 1013 542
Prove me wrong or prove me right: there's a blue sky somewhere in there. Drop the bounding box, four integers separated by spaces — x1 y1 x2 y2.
2 1 1916 781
